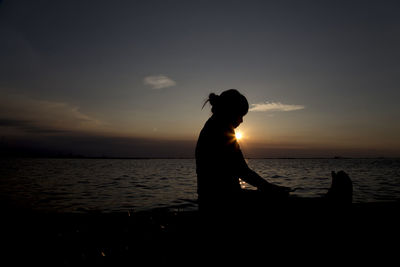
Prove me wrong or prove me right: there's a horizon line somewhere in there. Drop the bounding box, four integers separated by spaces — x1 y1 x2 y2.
1 155 399 160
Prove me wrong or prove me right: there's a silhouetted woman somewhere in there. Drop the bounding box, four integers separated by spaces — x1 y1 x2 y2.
196 89 290 212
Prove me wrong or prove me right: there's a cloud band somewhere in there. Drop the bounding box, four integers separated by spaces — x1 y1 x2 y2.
250 102 305 112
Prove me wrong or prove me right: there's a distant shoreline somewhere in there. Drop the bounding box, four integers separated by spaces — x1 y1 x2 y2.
1 155 398 160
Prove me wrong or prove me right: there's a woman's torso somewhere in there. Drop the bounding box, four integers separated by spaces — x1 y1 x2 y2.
195 116 244 200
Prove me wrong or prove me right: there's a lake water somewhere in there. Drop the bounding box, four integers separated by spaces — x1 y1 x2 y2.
1 158 399 213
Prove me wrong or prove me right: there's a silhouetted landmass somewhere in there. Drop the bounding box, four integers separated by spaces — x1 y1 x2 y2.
1 152 397 160
0 135 197 159
1 136 396 159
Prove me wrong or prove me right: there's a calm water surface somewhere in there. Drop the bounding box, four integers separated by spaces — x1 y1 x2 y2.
1 158 399 213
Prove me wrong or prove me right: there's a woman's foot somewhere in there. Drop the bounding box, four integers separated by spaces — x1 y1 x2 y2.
326 170 353 204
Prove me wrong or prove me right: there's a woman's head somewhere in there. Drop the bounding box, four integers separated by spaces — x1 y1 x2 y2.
205 89 249 128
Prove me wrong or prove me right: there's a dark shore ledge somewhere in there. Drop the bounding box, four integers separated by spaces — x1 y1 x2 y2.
2 201 399 266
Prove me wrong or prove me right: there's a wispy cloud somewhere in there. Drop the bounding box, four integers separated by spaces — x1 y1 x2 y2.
0 93 104 135
0 118 69 133
250 101 305 112
143 75 176 89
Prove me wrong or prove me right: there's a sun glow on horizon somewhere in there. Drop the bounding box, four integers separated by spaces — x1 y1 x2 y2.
235 131 243 140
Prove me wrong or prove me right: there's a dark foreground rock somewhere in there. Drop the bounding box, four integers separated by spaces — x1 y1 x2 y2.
2 201 399 266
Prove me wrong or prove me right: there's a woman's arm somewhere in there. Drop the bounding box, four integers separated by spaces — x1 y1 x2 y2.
239 167 270 189
234 144 291 194
240 167 291 196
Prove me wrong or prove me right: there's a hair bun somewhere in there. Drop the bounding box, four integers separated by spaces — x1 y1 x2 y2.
208 93 219 106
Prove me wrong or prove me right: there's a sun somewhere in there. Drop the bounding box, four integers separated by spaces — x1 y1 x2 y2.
235 131 243 140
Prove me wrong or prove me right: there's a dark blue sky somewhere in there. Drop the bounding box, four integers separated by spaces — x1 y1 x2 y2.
1 0 400 157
